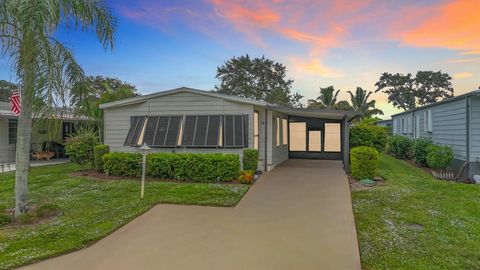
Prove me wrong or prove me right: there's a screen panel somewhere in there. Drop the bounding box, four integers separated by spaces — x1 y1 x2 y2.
324 123 341 152
289 122 306 151
308 130 321 152
124 116 147 146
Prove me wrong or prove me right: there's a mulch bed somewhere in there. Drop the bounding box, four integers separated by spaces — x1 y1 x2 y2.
71 171 251 185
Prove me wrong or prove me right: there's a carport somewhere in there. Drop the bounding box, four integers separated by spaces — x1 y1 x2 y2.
267 106 361 171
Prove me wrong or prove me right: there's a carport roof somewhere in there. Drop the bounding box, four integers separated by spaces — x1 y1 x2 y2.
268 105 361 121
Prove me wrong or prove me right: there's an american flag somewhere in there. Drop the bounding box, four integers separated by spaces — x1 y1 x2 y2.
10 90 20 115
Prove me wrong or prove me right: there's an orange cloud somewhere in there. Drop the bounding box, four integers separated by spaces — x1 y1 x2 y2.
401 0 480 54
289 58 341 78
453 72 473 79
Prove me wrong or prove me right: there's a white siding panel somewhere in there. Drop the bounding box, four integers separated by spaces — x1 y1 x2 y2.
0 117 16 163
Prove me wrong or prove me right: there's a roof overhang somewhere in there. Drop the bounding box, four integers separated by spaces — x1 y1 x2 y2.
0 110 18 118
267 105 361 121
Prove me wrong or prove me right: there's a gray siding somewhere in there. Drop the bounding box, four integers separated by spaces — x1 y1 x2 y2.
0 117 15 163
469 97 480 162
266 110 288 170
103 91 256 168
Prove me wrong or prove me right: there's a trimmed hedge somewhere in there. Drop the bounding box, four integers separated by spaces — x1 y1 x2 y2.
103 153 142 178
94 144 110 172
350 123 388 152
243 149 259 171
426 144 454 170
104 152 241 182
388 135 413 159
412 138 433 166
350 146 379 180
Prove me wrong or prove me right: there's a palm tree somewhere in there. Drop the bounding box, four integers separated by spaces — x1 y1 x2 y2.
0 0 116 215
348 87 384 119
307 86 340 109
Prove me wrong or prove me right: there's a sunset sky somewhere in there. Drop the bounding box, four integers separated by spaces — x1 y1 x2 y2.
1 0 479 117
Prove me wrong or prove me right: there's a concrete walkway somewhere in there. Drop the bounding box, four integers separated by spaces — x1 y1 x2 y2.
19 160 361 270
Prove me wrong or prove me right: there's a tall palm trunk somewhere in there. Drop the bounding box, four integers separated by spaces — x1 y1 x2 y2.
14 67 34 216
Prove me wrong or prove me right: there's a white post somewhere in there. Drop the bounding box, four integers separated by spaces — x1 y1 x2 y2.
141 150 146 199
138 143 151 199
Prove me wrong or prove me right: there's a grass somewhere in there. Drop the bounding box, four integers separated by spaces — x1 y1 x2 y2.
352 154 480 270
0 163 249 269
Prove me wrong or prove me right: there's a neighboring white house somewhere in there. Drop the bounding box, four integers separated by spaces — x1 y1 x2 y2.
100 87 360 172
391 90 480 179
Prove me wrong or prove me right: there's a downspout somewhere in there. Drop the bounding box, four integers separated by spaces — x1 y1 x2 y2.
466 97 471 179
264 108 268 172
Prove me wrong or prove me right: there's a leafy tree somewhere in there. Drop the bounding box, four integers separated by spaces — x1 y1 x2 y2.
0 80 17 102
215 54 303 107
0 0 116 215
375 71 453 110
71 76 137 141
334 100 353 111
348 87 383 118
307 86 340 109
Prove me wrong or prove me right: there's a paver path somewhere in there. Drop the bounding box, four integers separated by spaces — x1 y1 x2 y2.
20 159 361 270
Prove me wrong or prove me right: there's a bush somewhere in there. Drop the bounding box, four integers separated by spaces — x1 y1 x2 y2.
243 149 259 171
65 130 99 168
350 123 387 152
412 138 433 166
388 135 413 159
94 144 110 172
0 205 11 227
350 146 379 180
104 152 241 182
426 145 454 170
148 153 241 182
238 170 254 184
103 152 142 178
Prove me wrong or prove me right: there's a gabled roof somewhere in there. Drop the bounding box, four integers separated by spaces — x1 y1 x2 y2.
99 86 361 121
391 89 480 117
99 87 267 109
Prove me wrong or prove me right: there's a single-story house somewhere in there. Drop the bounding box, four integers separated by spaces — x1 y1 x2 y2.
391 89 480 179
375 119 392 128
0 101 83 163
99 87 360 172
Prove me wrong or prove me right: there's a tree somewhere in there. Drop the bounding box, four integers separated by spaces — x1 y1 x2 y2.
0 80 17 102
215 54 303 107
375 71 453 111
334 100 353 111
348 87 383 119
0 0 116 215
71 76 137 141
307 86 340 109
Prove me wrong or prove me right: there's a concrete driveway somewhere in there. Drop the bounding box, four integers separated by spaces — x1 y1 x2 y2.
20 160 361 270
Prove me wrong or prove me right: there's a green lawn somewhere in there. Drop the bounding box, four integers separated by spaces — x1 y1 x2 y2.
0 163 249 269
352 154 480 270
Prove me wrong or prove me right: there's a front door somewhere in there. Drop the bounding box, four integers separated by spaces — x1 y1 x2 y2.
288 116 343 160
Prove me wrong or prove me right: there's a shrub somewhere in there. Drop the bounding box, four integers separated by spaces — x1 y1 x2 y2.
65 130 99 168
350 123 387 152
238 170 254 184
94 144 110 172
0 205 11 227
426 145 454 170
104 152 241 182
412 138 433 166
243 149 259 171
350 146 379 180
35 203 61 218
388 135 413 158
103 152 142 178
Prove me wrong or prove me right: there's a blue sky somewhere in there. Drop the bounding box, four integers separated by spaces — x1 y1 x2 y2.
1 0 479 118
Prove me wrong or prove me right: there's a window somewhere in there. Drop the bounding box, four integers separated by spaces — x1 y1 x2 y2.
8 118 18 144
282 118 288 145
253 111 259 149
124 116 147 146
324 123 341 152
401 118 405 133
143 116 183 147
276 117 280 147
223 115 248 148
182 115 222 147
289 122 306 151
308 130 321 151
425 110 433 132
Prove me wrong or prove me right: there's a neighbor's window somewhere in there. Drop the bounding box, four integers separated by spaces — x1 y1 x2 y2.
324 123 341 152
276 117 280 147
8 118 18 144
253 111 259 149
282 118 288 145
289 122 306 151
